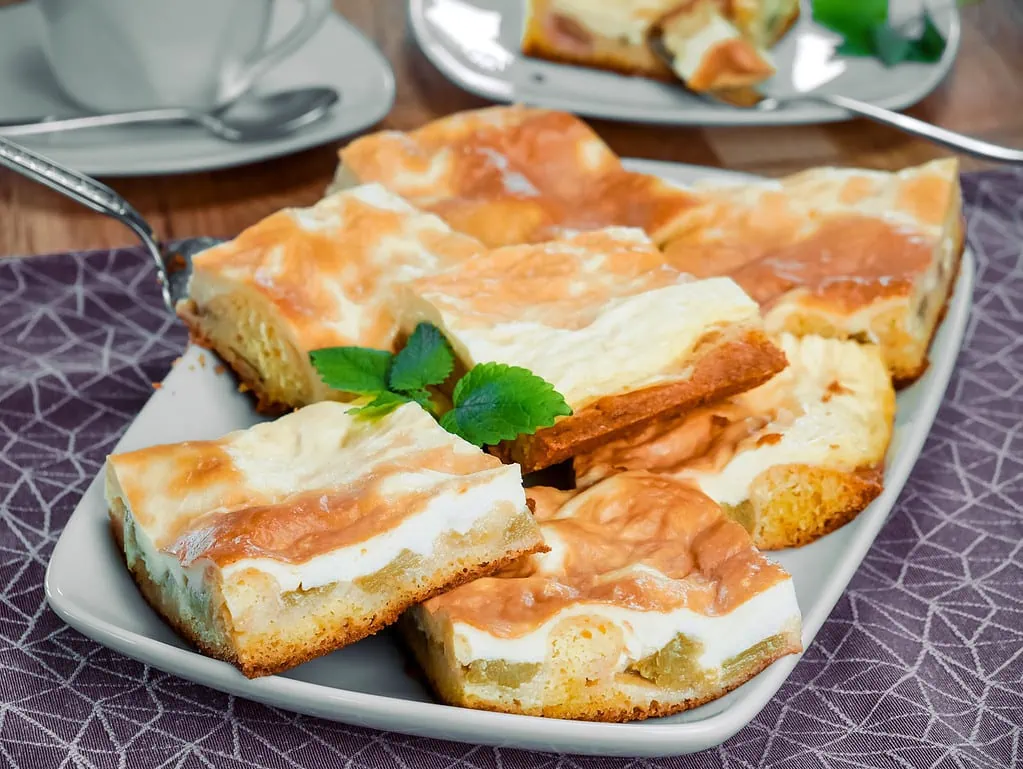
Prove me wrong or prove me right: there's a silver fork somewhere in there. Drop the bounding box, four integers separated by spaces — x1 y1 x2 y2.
649 25 1023 164
0 137 222 312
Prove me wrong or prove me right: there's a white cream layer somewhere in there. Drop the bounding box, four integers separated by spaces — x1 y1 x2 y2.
670 334 891 507
218 466 524 591
108 401 529 595
444 569 800 671
666 11 750 83
413 275 760 411
116 464 524 599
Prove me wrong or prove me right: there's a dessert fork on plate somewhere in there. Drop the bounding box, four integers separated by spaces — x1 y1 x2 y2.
0 137 221 312
649 25 1023 164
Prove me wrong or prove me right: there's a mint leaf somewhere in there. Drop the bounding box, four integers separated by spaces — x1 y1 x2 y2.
310 347 393 393
906 13 946 62
813 0 887 55
389 322 454 394
439 363 572 446
871 23 912 67
352 391 411 417
836 37 876 57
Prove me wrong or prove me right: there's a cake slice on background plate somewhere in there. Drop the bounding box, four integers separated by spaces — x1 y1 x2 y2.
177 183 483 413
520 0 797 96
661 159 964 384
105 401 544 679
403 471 803 722
575 334 896 550
401 227 787 473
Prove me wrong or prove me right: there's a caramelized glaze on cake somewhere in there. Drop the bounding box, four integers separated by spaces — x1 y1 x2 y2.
109 402 514 572
186 184 483 352
425 472 791 636
336 107 700 247
663 160 959 313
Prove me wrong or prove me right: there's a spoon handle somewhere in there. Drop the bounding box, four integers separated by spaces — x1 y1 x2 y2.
0 137 173 309
0 108 192 137
821 94 1023 165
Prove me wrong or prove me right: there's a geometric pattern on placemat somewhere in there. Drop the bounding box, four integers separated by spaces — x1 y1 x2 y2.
0 173 1020 768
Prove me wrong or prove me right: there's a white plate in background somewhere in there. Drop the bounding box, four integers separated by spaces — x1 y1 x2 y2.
44 160 974 757
0 0 394 177
408 0 960 126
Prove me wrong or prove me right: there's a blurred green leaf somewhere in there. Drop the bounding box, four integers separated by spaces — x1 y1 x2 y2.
906 13 947 62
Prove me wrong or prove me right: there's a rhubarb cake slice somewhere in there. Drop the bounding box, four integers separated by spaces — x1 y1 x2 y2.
331 106 701 248
176 184 483 413
576 334 895 549
105 401 544 678
662 159 964 384
402 472 802 722
520 0 798 94
401 227 787 473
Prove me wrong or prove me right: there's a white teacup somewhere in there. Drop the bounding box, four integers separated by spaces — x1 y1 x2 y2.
36 0 332 113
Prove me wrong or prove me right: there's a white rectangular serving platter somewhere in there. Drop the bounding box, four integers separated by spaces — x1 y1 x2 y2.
408 0 960 126
45 160 974 757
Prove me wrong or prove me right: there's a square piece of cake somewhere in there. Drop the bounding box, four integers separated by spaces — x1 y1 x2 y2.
401 227 787 473
575 334 896 549
331 106 701 248
177 184 483 413
105 401 544 678
403 471 803 722
662 159 964 384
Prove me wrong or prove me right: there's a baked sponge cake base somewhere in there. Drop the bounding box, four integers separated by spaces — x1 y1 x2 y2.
105 401 545 678
403 474 802 721
401 605 800 722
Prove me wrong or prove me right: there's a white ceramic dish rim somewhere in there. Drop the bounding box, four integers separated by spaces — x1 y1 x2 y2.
407 0 961 127
44 158 974 757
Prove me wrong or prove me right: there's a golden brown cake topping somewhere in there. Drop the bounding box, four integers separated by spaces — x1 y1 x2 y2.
425 472 789 636
108 402 512 569
663 162 958 312
339 107 700 246
188 187 483 352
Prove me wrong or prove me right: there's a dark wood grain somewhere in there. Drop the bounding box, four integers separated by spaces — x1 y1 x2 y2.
1 0 1021 255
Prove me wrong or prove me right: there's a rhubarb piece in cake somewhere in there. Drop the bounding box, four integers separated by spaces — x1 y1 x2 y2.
576 334 895 549
661 159 964 384
331 106 701 247
401 227 787 473
105 401 543 678
402 472 802 721
177 184 483 413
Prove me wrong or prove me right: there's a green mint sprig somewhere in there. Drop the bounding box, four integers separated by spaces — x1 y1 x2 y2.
309 322 572 447
812 0 955 66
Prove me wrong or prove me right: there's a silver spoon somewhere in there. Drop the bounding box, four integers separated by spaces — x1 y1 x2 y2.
0 86 340 143
649 25 1023 164
0 137 222 311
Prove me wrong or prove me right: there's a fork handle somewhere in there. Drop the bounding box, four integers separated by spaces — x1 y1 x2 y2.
0 137 173 310
821 94 1023 164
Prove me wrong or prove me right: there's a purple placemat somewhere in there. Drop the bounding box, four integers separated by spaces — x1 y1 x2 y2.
1 171 1021 769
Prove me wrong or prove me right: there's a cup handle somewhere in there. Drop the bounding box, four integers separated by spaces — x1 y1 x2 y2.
218 0 333 105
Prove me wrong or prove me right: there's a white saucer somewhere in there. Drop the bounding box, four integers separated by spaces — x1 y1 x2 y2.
0 1 395 177
408 0 960 126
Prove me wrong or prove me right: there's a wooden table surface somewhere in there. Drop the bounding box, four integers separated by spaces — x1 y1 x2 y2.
2 0 1022 256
